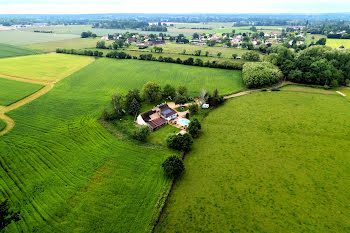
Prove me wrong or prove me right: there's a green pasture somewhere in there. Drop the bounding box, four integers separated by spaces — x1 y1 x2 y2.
305 34 326 45
0 59 175 232
280 84 337 95
326 39 350 49
156 91 350 233
25 38 109 52
65 58 243 97
0 43 39 58
127 42 248 58
0 53 95 82
0 30 79 46
0 78 43 106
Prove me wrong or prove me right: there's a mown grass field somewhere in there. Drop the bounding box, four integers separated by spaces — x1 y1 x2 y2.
0 59 176 232
67 58 243 96
0 30 79 46
25 38 108 52
280 84 337 95
127 42 249 58
0 78 43 106
326 39 350 49
0 43 39 58
156 91 350 232
0 53 95 82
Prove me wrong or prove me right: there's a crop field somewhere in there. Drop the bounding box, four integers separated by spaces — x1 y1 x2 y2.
67 58 243 96
305 34 326 45
326 39 350 49
0 59 176 232
0 30 79 46
25 38 107 52
21 25 182 36
0 119 5 131
156 91 350 232
0 43 39 58
0 53 95 82
0 78 43 106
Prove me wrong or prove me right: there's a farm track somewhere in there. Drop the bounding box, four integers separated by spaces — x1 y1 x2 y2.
0 74 54 136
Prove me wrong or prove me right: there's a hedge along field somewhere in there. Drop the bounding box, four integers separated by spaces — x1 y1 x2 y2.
0 78 43 106
0 43 39 58
73 58 243 96
0 53 95 82
326 39 350 49
156 91 350 233
0 60 174 232
0 30 79 46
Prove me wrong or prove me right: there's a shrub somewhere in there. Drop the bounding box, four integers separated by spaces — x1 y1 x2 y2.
242 51 260 61
162 156 184 179
174 94 187 105
242 62 281 88
188 104 198 114
166 133 193 151
188 118 201 138
132 125 151 141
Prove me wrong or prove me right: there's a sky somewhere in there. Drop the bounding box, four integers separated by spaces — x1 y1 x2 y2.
0 0 350 14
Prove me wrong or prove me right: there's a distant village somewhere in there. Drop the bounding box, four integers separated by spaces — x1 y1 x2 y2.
99 26 307 51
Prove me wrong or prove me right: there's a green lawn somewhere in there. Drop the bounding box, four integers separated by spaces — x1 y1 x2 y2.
0 43 39 58
0 53 95 82
0 30 79 46
156 91 350 233
65 58 243 96
0 78 43 106
326 39 350 49
148 125 181 146
0 119 5 131
0 59 174 232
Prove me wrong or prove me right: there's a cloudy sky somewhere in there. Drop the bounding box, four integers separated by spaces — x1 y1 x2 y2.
0 0 349 14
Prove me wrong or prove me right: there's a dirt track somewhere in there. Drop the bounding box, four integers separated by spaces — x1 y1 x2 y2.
0 74 54 136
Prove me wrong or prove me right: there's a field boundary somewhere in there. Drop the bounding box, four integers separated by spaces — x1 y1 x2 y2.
0 76 54 136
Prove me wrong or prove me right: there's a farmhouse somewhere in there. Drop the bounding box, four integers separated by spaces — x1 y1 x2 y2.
136 103 178 131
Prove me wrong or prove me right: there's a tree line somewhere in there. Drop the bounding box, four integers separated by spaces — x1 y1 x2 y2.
265 45 350 87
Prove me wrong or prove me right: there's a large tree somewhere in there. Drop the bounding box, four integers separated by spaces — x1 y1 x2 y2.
142 82 162 102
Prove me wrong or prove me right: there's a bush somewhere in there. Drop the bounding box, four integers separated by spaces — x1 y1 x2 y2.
188 118 201 138
242 51 260 61
188 104 198 114
162 156 184 179
174 93 187 105
242 62 281 88
132 125 151 141
166 133 193 151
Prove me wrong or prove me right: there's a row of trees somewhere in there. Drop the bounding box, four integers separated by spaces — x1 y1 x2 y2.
81 31 97 38
56 48 103 57
265 45 350 87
